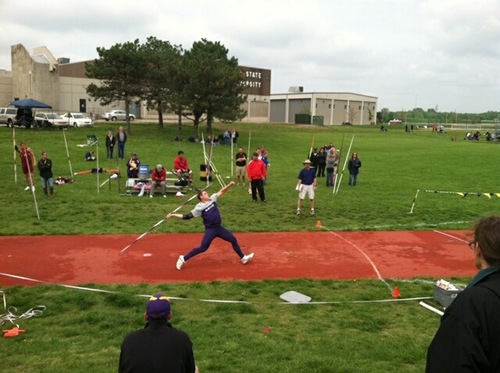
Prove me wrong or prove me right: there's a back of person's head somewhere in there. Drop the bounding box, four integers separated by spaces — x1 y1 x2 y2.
178 151 184 156
146 294 171 320
472 216 500 266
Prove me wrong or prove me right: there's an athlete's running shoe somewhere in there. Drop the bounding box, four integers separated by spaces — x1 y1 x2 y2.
241 253 254 264
176 255 185 270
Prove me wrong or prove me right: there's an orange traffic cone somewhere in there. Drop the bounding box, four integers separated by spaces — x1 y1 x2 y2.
316 220 322 228
391 286 401 298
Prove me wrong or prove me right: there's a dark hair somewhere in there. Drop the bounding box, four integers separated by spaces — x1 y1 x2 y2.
178 150 184 155
471 216 500 266
197 189 204 200
252 152 258 157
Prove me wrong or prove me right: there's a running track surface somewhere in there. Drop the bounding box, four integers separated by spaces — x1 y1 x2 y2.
0 230 475 286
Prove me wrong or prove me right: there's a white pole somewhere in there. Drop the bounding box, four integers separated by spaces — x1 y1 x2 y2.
12 125 17 186
247 130 252 158
201 132 209 187
96 138 99 196
230 131 234 177
62 129 74 177
247 130 252 194
419 301 444 316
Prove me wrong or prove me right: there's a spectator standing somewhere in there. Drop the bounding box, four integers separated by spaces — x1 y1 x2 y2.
127 152 141 178
16 142 36 191
232 129 239 145
167 182 254 270
223 129 231 146
150 164 167 198
247 152 267 202
235 147 247 186
117 126 127 160
38 151 54 197
296 159 317 215
325 147 338 187
348 152 362 186
308 147 320 176
119 294 197 373
105 130 116 160
426 215 500 372
317 147 327 177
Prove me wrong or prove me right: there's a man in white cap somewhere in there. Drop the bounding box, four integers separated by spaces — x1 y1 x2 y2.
150 164 167 198
296 159 317 215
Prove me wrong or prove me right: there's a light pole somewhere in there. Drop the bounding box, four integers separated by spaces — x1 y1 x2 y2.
28 71 32 97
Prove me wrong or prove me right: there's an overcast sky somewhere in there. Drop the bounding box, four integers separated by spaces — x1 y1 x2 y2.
1 0 498 113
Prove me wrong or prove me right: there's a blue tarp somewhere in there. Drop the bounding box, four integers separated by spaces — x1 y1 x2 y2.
9 98 52 108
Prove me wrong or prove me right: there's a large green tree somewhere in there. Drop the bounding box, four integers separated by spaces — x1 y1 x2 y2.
140 36 183 129
182 39 246 138
86 39 146 134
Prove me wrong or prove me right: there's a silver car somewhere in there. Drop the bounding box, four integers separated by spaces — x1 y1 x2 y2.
103 110 136 121
34 113 69 128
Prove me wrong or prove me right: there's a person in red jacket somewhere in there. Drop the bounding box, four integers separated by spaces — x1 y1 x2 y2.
247 152 267 202
150 164 167 198
16 142 37 191
173 151 192 184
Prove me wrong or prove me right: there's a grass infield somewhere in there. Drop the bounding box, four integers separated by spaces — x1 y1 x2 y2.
1 122 496 372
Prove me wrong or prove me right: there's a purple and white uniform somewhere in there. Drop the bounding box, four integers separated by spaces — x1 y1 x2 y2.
191 194 222 228
183 194 245 261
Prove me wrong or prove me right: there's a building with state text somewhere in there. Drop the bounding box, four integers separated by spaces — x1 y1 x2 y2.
1 43 377 125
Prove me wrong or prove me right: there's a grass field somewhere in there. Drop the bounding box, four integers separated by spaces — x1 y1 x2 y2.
0 121 497 372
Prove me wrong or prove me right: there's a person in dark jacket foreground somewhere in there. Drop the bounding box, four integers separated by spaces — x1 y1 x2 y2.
426 215 500 372
119 294 197 373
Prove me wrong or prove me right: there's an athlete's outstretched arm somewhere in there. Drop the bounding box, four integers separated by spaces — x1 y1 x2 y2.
217 181 235 197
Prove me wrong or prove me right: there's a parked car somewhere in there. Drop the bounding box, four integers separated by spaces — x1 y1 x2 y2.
34 113 69 129
60 112 93 127
0 107 18 127
103 110 135 121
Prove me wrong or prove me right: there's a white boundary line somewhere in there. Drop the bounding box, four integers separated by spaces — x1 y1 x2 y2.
321 226 394 292
0 271 432 305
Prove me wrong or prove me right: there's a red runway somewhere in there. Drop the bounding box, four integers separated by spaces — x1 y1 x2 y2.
0 230 475 286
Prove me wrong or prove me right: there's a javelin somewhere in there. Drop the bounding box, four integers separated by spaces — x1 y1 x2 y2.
408 189 420 214
332 134 345 194
22 149 40 220
424 189 499 197
119 184 211 254
335 135 354 195
308 134 316 159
